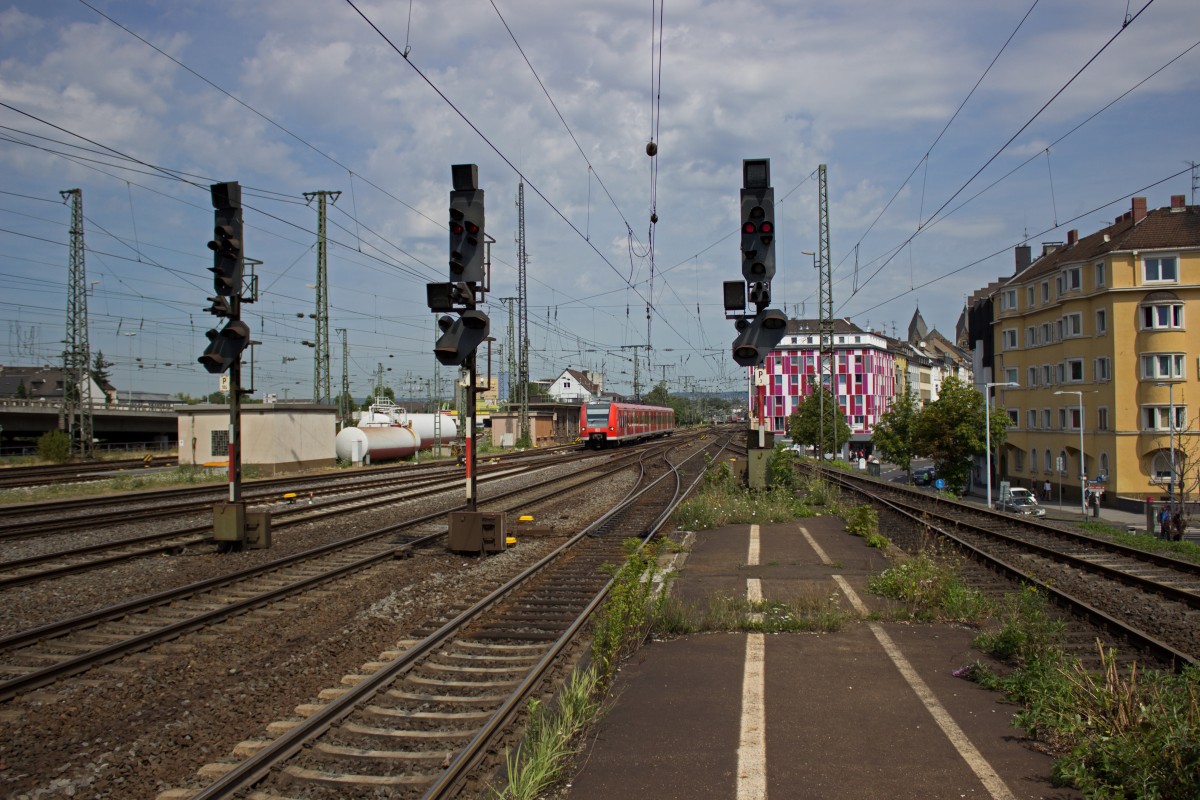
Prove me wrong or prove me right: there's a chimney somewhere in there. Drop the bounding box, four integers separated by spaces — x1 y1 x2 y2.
1131 196 1147 223
1171 194 1186 211
1014 244 1031 274
1066 229 1078 246
1042 242 1062 258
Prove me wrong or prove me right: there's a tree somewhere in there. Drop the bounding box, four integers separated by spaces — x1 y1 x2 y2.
872 384 919 478
911 375 1008 494
90 351 114 388
788 388 850 455
644 381 670 407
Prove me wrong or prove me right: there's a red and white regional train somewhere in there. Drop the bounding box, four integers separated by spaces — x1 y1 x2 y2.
580 400 676 449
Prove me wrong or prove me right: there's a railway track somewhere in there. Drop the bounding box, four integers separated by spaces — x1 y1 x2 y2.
812 465 1200 668
0 437 701 702
0 455 178 489
166 430 725 799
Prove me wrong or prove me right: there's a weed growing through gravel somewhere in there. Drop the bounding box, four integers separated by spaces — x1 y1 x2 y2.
590 537 669 687
966 586 1200 799
656 590 850 635
493 666 601 800
672 453 813 531
0 465 228 504
866 553 990 623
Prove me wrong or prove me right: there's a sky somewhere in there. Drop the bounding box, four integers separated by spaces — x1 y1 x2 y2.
1 0 1197 403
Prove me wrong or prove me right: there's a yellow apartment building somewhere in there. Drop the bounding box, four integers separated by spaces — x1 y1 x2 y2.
985 196 1198 509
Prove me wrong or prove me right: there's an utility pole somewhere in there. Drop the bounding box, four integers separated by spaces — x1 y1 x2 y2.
337 327 349 428
60 188 94 458
516 180 530 444
817 163 834 459
304 190 339 404
499 296 518 406
620 344 647 399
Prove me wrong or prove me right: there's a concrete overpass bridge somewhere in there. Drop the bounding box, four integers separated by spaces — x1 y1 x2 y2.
0 399 178 455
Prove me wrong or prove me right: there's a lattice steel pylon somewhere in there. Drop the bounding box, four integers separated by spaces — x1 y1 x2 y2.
60 188 93 458
305 190 339 404
516 180 530 443
336 327 349 428
817 164 834 458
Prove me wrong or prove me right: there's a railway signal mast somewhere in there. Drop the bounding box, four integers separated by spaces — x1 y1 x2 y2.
199 182 269 552
427 165 504 554
723 159 788 488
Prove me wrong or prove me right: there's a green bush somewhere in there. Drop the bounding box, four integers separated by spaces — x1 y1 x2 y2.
36 430 72 463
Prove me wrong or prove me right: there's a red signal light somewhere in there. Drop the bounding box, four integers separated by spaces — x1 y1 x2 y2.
743 222 756 234
450 222 465 235
465 222 480 235
760 221 773 234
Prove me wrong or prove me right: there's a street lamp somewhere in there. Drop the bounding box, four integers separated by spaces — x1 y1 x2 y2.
985 381 1019 509
1054 389 1086 519
1155 382 1177 513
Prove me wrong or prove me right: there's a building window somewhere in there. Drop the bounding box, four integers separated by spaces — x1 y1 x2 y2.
1066 358 1084 382
1001 329 1018 349
1056 363 1065 384
1025 326 1037 347
1141 353 1185 380
1095 309 1107 335
1027 286 1035 307
1094 357 1111 381
1005 367 1019 384
1059 408 1067 430
1068 407 1082 431
1029 448 1038 472
1140 303 1184 330
1015 450 1024 470
1099 452 1109 479
1143 255 1178 283
1097 407 1109 431
1142 405 1186 431
1027 367 1038 387
1006 409 1019 427
211 429 229 458
1041 282 1049 303
1041 408 1051 429
1064 267 1081 291
1001 289 1017 311
1059 450 1069 474
1095 261 1106 288
1042 365 1053 386
1151 451 1174 483
1027 409 1038 429
1044 450 1052 471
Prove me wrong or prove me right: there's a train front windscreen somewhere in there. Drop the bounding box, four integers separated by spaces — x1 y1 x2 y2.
584 403 611 428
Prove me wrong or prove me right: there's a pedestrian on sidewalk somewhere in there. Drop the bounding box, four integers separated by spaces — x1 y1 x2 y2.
1043 480 1051 501
1089 491 1100 518
1159 506 1172 539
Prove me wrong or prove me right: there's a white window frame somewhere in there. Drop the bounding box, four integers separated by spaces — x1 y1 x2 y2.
1059 407 1067 430
1026 286 1035 307
1140 303 1184 330
1006 408 1019 427
1005 367 1019 385
1095 308 1107 336
1142 405 1187 432
1063 313 1083 337
1094 357 1111 382
1067 406 1082 432
1027 366 1038 387
1041 408 1051 429
1094 261 1106 288
1001 328 1018 350
1097 406 1109 431
1027 409 1038 429
1064 267 1082 291
1025 326 1037 347
1140 353 1186 381
1142 254 1178 283
1066 358 1084 383
1041 282 1049 303
1029 448 1038 472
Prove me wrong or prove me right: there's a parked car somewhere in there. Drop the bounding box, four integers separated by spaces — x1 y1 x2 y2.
998 489 1045 517
913 467 937 486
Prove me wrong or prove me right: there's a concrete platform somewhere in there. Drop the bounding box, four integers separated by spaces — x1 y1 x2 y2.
565 516 1082 800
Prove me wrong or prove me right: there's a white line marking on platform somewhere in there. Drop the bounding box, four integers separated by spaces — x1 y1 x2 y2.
736 632 767 800
832 575 1017 800
748 523 760 566
747 577 762 604
799 526 833 566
